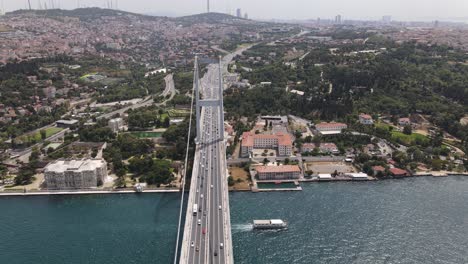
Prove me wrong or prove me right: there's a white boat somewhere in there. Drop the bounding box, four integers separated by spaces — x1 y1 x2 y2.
253 219 287 230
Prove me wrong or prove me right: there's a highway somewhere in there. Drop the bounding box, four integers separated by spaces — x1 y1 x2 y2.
180 47 253 264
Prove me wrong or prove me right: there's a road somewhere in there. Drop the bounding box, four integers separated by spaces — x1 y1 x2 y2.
184 62 230 264
181 51 249 263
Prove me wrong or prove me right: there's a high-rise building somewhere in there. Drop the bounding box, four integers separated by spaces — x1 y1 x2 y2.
244 13 248 19
207 0 210 13
335 14 342 24
236 8 242 18
382 15 392 23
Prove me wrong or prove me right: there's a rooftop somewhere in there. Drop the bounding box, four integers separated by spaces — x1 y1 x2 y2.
242 131 292 147
45 159 106 173
256 165 300 173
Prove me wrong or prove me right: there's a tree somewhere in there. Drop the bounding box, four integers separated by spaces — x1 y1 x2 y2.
15 165 35 185
228 176 235 186
403 125 412 135
163 116 170 128
40 129 47 140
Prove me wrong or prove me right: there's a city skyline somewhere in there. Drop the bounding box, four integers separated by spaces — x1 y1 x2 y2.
2 0 468 22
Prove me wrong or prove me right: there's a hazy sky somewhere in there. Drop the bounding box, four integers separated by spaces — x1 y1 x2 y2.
2 0 468 21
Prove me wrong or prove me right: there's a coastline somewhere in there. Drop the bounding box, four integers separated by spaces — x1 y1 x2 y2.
0 188 180 196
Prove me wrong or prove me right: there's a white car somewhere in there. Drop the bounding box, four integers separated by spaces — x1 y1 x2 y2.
211 185 214 189
191 241 194 247
218 205 222 210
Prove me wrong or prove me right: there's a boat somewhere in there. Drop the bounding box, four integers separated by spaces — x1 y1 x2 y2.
134 184 143 193
253 219 287 230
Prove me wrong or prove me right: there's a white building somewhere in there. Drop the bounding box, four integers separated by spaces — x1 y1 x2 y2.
44 159 108 189
256 165 301 180
315 122 348 135
108 118 124 132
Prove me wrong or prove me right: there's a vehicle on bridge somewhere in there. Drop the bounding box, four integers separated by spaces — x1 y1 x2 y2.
193 204 198 216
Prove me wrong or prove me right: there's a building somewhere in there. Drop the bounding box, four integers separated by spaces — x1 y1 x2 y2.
335 14 342 24
42 86 56 99
261 115 287 126
236 8 242 18
398 118 411 126
241 132 292 157
256 165 301 180
108 117 124 132
359 114 374 125
372 165 386 176
44 159 108 189
389 168 409 177
382 15 392 23
315 122 347 135
301 143 339 154
345 172 369 181
56 119 79 128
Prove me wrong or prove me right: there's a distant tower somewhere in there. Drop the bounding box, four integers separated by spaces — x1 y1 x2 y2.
236 8 241 18
382 15 392 23
244 13 248 19
207 0 210 13
335 14 342 24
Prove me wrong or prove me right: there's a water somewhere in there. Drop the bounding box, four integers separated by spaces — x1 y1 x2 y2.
230 177 468 264
0 193 181 264
0 177 467 264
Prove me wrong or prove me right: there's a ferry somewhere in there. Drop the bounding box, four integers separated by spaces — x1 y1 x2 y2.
253 219 287 230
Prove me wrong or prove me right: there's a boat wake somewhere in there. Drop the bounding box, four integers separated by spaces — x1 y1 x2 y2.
231 224 253 232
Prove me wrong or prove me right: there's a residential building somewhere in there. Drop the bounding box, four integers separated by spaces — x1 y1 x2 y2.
301 143 339 154
389 168 409 177
108 117 124 132
315 122 347 135
241 132 292 157
56 119 79 128
256 165 301 180
44 159 108 189
372 165 386 176
359 114 374 125
398 118 411 126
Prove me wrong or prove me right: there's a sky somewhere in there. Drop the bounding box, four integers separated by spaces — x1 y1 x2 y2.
2 0 468 21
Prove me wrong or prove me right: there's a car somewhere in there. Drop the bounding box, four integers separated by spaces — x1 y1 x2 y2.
196 246 199 252
202 228 206 235
214 251 218 257
203 211 206 216
219 205 222 210
197 219 201 225
201 194 204 199
220 243 224 249
211 185 213 188
191 241 194 247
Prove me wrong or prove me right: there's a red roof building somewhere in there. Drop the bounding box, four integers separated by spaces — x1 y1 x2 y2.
389 168 409 177
241 132 292 157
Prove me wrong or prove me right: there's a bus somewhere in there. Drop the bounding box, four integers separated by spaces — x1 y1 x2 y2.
193 204 198 216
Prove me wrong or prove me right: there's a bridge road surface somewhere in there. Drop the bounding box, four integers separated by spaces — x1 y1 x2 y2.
180 60 232 264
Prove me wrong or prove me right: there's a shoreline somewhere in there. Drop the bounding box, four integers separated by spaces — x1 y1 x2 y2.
1 173 467 196
0 188 179 197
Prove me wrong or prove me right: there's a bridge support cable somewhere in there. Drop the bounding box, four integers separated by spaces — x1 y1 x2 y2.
173 56 198 264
